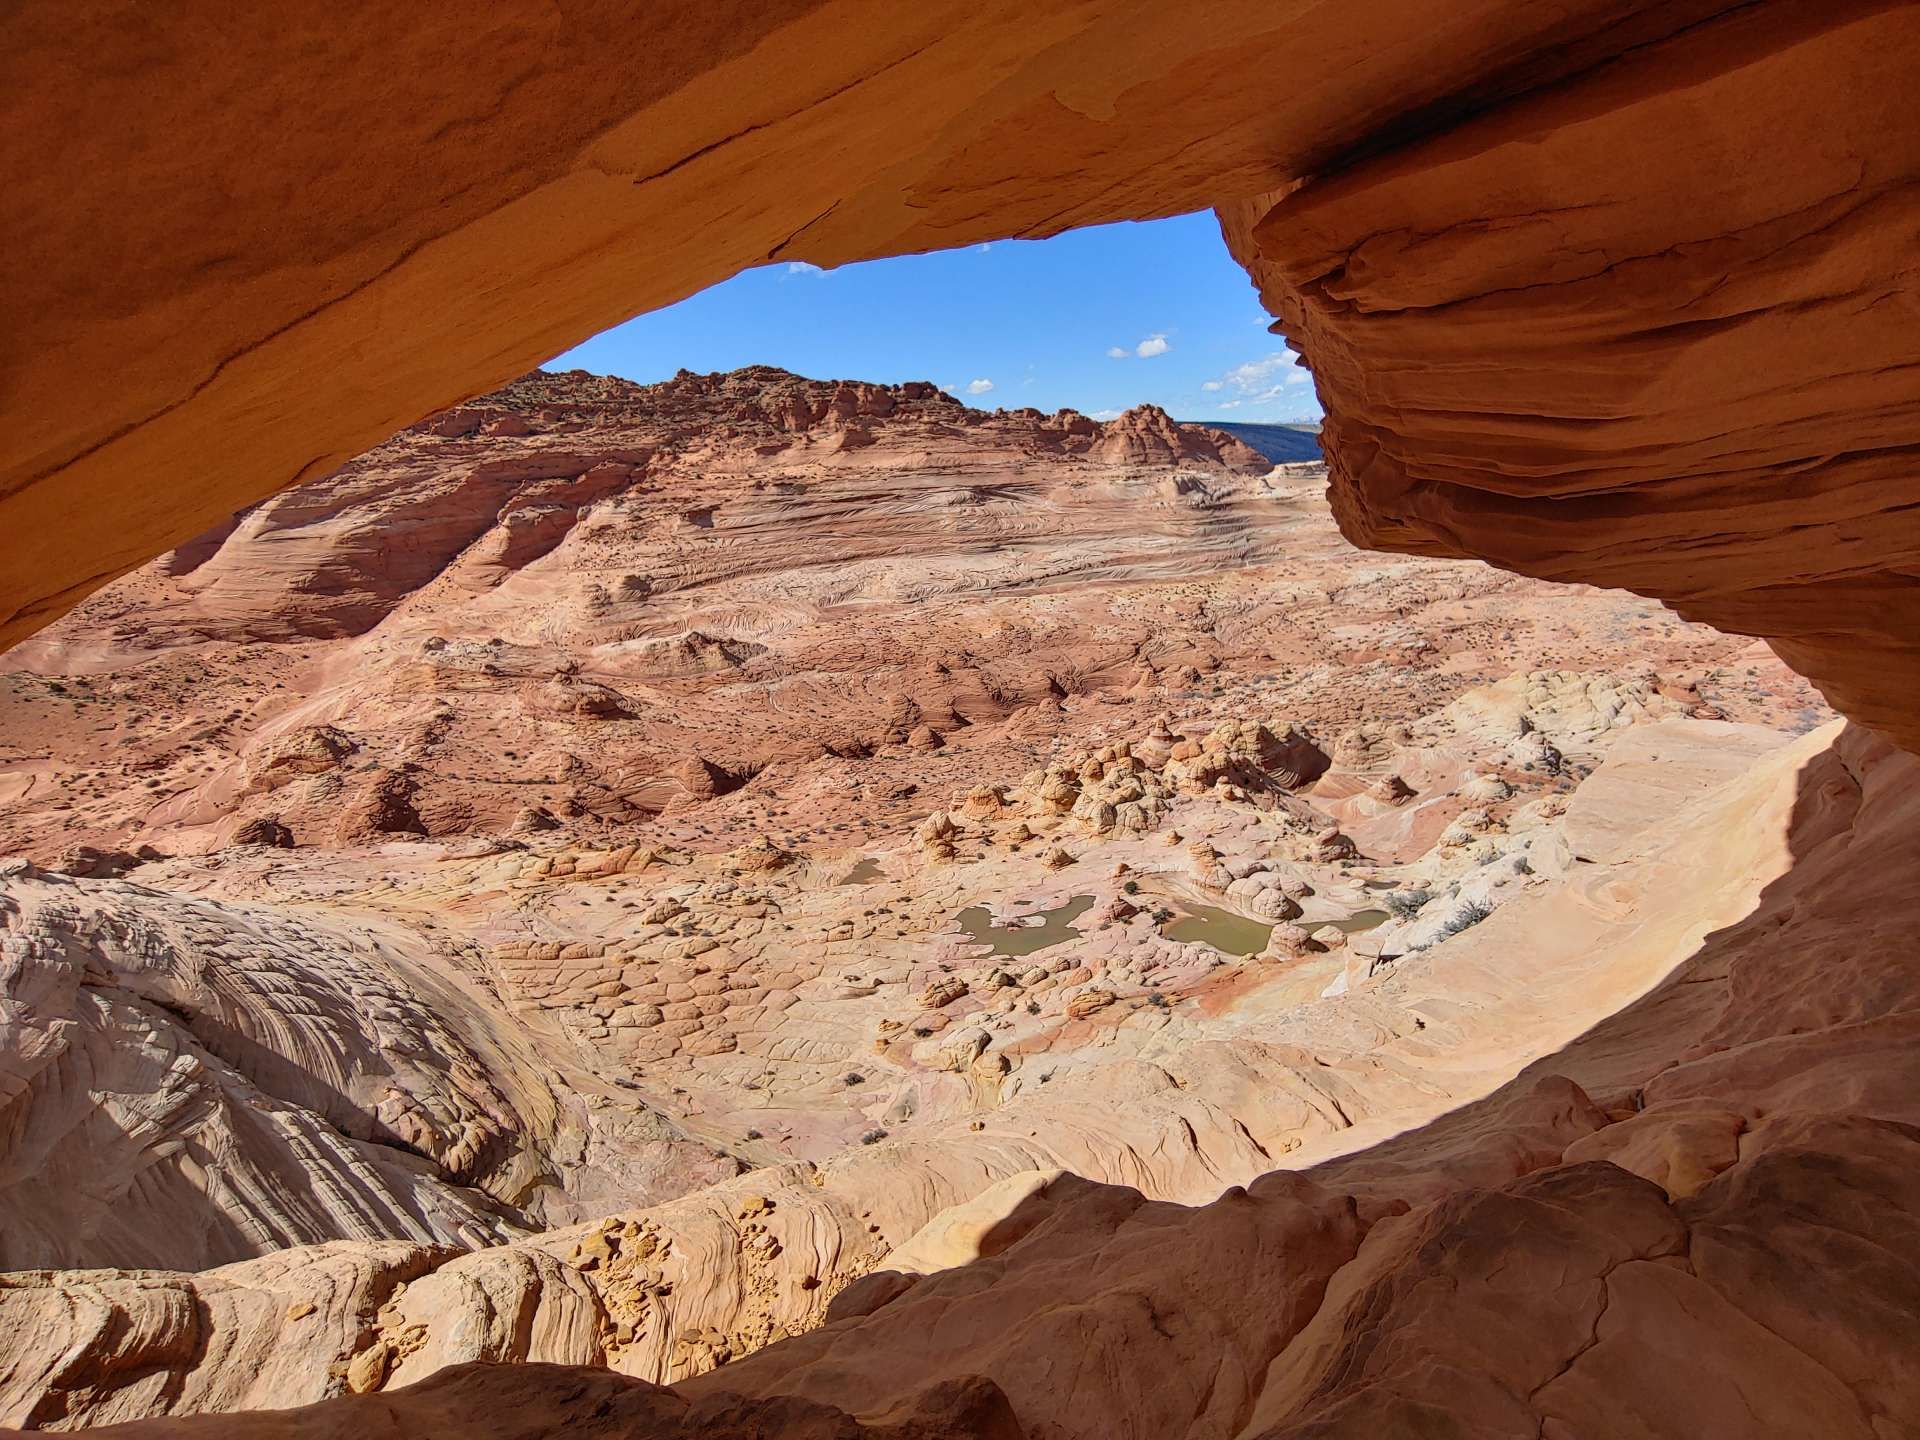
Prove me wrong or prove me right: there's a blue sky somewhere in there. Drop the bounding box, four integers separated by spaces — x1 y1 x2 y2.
545 212 1322 425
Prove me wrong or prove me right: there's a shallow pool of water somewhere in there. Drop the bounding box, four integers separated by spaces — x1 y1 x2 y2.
1160 903 1272 956
953 895 1096 957
1160 903 1393 954
1325 907 1390 934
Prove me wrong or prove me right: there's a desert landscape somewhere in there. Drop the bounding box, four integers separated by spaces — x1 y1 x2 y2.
6 3 1920 1437
4 364 1881 1432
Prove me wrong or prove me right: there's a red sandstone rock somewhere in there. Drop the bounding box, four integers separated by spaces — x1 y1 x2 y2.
10 3 1915 767
1219 5 1920 748
5 10 1919 1438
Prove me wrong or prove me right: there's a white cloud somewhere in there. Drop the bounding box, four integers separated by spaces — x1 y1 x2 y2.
1090 407 1122 420
1199 349 1320 419
786 261 823 275
1105 346 1130 359
1219 353 1291 389
965 378 995 395
1203 350 1312 405
975 242 994 254
1135 334 1170 358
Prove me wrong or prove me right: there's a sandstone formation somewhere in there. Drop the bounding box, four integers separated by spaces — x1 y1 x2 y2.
7 718 1915 1437
0 362 1860 1433
1218 5 1920 746
6 369 1815 867
7 7 1920 1435
0 861 741 1272
4 5 1916 760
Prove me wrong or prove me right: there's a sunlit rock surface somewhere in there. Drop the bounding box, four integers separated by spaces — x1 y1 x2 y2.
8 723 1915 1436
5 4 1920 1435
1220 6 1920 747
7 5 1917 758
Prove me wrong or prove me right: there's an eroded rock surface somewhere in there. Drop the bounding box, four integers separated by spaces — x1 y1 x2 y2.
0 861 742 1273
1 338 1897 1438
10 722 1913 1437
0 370 1820 866
1220 5 1920 747
6 7 1917 764
0 359 1875 1433
9 6 1920 1424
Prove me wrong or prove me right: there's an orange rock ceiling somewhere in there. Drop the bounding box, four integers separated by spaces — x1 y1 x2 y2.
3 0 1917 748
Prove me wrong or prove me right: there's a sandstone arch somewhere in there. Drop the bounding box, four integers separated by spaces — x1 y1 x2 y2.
7 1 1918 750
8 6 1920 1436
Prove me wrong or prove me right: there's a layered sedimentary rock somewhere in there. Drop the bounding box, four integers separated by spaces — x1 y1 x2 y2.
0 367 1307 859
11 366 1803 871
1220 3 1920 746
0 364 1857 1431
0 862 739 1272
7 4 1920 1438
7 4 1918 758
9 720 1916 1436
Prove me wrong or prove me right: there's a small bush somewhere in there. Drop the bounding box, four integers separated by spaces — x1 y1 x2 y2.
1384 889 1432 920
860 1128 888 1145
1436 900 1494 939
842 1072 864 1086
1122 880 1139 895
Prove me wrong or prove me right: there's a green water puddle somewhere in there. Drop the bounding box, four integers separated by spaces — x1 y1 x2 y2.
1159 903 1391 955
953 894 1096 957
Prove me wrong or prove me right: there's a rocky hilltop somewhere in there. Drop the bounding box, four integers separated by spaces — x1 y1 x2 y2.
0 368 1279 861
12 364 1806 873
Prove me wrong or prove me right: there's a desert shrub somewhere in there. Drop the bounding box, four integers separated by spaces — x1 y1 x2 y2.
860 1129 888 1145
1435 900 1494 939
1384 889 1432 920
